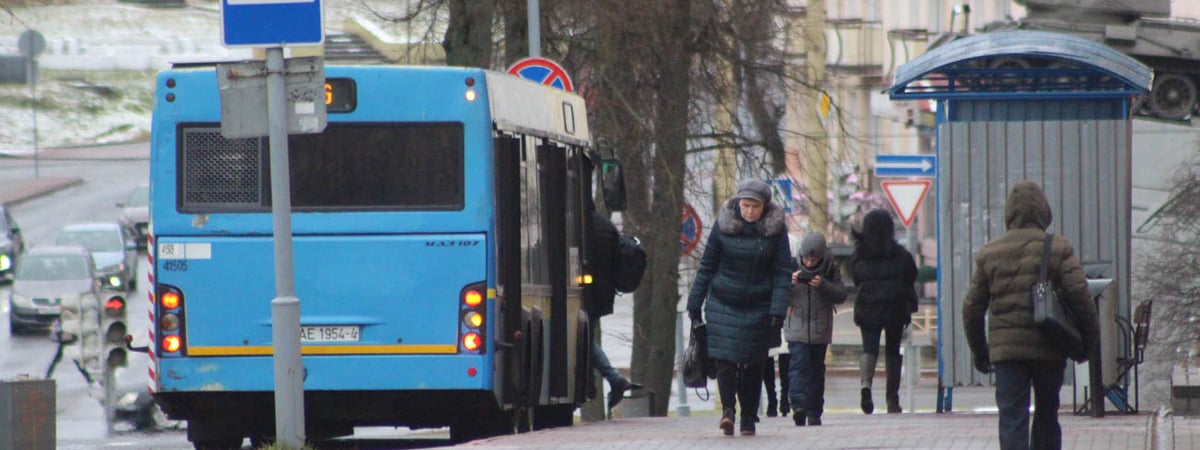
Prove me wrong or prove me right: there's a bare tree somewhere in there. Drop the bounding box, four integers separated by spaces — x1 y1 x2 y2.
1134 163 1200 408
376 0 843 417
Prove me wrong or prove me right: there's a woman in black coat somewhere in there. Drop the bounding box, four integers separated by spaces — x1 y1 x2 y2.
849 209 918 415
686 179 793 437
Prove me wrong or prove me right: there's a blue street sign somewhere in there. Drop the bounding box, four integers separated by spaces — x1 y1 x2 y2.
874 154 936 178
769 178 794 213
221 0 324 48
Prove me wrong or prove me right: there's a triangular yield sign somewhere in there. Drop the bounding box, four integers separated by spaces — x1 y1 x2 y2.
881 180 932 228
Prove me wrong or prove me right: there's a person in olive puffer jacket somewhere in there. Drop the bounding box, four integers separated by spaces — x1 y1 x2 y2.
963 181 1099 450
687 179 794 437
784 232 847 427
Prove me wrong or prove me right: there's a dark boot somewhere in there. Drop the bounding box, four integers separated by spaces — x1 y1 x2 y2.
763 356 778 417
720 408 735 436
607 377 643 410
792 411 806 426
715 361 739 425
859 353 877 414
886 355 903 414
735 361 764 432
778 353 791 416
739 413 756 436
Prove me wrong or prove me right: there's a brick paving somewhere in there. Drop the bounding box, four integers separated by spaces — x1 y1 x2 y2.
445 411 1153 450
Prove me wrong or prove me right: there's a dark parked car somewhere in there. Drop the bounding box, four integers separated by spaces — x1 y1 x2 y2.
0 205 24 282
55 222 139 292
117 184 149 250
8 246 98 334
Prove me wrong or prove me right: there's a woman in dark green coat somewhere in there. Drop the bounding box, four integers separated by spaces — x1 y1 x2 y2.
687 179 793 437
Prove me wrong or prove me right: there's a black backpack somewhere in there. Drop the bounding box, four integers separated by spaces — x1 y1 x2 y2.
614 234 647 293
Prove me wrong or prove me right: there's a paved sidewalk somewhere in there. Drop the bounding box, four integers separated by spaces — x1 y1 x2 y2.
447 411 1155 450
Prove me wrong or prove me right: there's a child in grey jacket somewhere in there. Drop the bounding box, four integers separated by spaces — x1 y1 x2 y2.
784 232 848 426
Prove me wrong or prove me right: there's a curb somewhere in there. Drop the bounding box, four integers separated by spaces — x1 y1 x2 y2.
1150 407 1173 450
0 177 85 207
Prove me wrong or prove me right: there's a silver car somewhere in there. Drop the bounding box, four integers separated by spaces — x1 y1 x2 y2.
55 222 139 292
0 205 23 282
117 184 149 250
8 246 99 335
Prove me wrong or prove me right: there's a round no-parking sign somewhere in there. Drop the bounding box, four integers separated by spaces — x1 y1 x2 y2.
506 57 574 92
681 203 702 256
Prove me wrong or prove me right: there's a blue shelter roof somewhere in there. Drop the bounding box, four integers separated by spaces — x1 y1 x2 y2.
888 30 1151 100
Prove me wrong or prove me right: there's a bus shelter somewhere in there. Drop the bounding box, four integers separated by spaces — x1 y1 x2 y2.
887 30 1151 412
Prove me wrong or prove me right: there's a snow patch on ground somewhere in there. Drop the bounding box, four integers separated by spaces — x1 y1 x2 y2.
0 0 434 151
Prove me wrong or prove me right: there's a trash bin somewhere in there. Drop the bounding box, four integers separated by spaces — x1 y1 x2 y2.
0 377 55 450
612 388 654 418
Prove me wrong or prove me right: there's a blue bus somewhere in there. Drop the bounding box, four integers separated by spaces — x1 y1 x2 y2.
144 64 625 449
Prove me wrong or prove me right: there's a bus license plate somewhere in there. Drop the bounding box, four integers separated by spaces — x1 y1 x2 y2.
301 326 360 342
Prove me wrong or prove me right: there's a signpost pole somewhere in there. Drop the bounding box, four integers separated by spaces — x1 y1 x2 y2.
28 57 37 179
264 46 305 448
20 30 45 179
905 223 919 413
527 0 541 57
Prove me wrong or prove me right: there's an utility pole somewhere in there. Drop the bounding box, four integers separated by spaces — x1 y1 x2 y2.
801 0 829 233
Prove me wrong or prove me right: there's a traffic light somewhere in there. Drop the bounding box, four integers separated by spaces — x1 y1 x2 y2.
48 292 103 380
102 294 128 369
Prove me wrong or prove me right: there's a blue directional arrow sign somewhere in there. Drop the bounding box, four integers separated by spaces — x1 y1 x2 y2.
874 154 936 178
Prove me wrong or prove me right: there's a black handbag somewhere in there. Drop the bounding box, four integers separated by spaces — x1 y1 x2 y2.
682 322 714 389
1031 233 1088 362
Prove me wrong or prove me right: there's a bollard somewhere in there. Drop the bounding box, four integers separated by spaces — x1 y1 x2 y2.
0 377 55 450
905 330 918 412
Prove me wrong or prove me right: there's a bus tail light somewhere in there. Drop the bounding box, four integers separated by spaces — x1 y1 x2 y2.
459 282 487 354
463 332 481 351
463 289 483 308
162 335 182 353
463 311 483 328
156 284 186 356
160 313 181 331
161 291 180 309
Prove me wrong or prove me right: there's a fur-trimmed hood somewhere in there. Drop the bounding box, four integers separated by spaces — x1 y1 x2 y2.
717 197 787 237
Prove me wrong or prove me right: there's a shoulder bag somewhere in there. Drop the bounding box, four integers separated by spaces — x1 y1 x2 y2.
1031 233 1088 362
682 322 714 399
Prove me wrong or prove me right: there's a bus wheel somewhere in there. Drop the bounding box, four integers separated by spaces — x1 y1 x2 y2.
192 438 243 450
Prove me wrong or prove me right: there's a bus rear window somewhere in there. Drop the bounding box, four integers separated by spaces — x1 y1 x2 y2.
178 123 464 212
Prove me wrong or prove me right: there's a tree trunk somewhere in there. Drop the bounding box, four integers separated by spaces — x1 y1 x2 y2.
443 0 495 67
498 0 529 66
631 0 691 417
